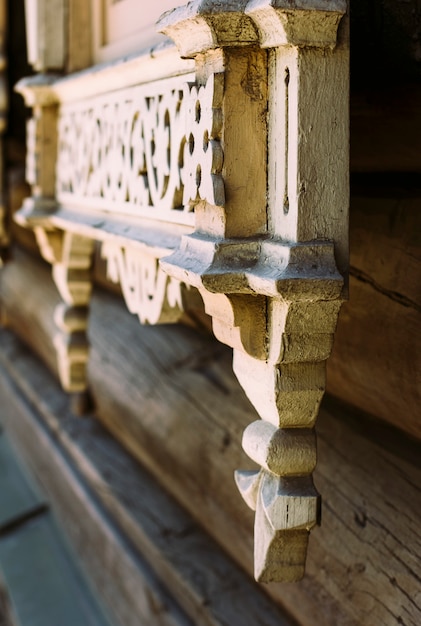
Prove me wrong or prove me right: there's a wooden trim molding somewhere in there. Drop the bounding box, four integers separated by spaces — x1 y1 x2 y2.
14 0 349 582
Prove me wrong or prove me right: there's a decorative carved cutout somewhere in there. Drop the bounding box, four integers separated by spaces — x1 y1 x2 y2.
101 241 187 325
56 73 224 224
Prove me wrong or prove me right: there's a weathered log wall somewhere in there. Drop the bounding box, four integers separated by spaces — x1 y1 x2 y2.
328 189 421 439
0 330 293 626
4 180 421 442
1 247 421 626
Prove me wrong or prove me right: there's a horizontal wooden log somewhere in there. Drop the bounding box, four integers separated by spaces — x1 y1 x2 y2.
0 329 294 626
1 246 421 625
0 247 59 376
328 192 421 439
0 355 191 626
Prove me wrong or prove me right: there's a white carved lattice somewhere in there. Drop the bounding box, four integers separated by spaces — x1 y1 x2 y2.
101 241 186 325
56 73 224 225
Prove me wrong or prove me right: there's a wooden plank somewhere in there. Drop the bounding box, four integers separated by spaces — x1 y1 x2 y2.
0 358 192 626
328 193 421 439
84 289 421 626
282 395 421 626
0 247 59 378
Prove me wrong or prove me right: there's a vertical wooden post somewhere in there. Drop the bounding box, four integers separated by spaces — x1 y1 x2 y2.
159 0 348 582
24 0 66 71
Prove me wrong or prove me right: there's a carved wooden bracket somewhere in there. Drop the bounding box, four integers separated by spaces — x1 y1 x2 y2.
32 225 94 394
159 0 349 582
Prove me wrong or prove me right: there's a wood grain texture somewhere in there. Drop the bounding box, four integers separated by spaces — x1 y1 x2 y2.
0 348 193 626
0 247 59 376
1 247 420 625
328 194 421 439
0 329 295 626
75 300 421 626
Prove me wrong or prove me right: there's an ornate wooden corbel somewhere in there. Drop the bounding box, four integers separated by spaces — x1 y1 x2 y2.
49 230 94 395
159 0 349 582
28 224 94 396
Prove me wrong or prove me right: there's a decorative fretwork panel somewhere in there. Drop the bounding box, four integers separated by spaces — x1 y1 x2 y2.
56 73 224 225
101 241 187 325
